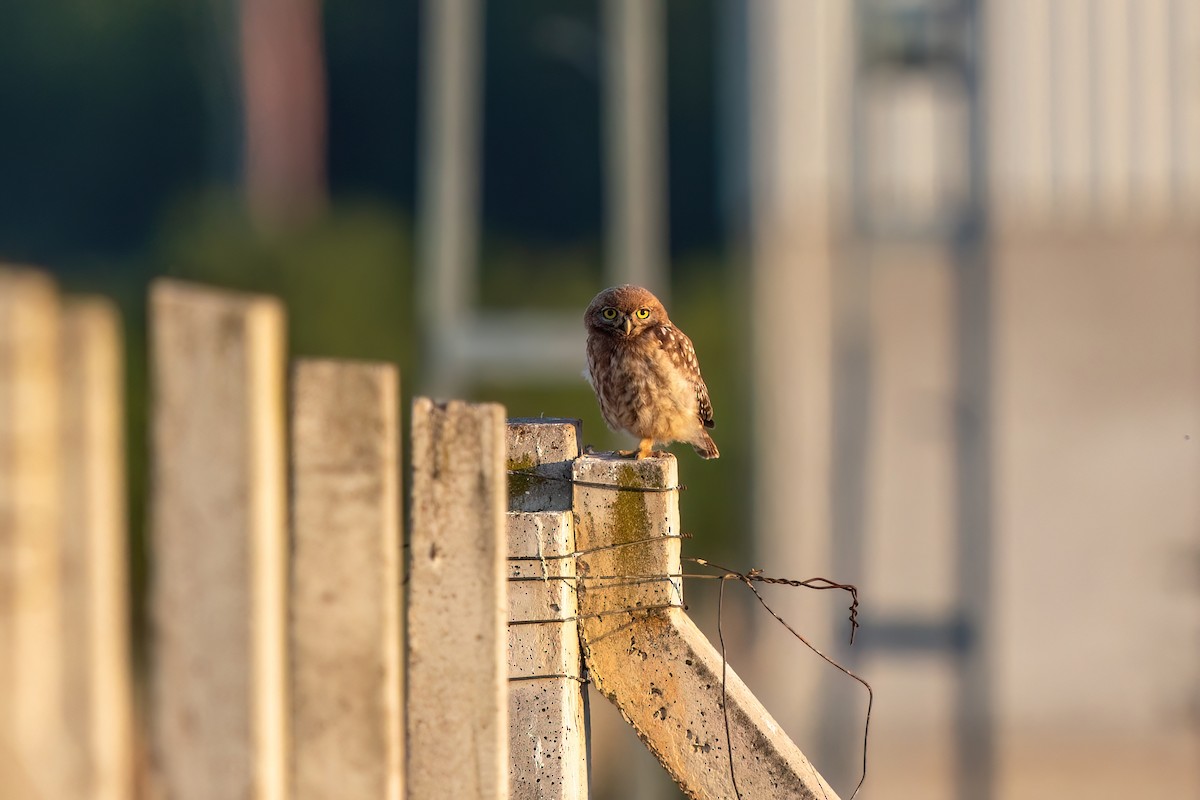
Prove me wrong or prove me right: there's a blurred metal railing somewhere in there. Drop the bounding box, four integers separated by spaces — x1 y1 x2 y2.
417 0 669 396
837 5 996 800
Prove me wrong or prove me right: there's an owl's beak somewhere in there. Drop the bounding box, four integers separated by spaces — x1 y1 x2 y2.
622 317 633 336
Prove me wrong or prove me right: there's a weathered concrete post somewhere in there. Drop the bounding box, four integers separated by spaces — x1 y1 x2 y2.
59 298 133 800
506 419 588 800
573 452 839 799
408 399 508 799
289 360 403 800
0 268 65 800
149 280 288 800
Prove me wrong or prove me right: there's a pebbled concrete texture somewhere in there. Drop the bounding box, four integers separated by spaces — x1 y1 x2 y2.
506 418 582 513
148 279 288 800
290 360 403 800
408 398 508 800
505 418 588 800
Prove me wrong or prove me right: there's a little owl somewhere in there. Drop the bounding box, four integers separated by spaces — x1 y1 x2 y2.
583 284 719 460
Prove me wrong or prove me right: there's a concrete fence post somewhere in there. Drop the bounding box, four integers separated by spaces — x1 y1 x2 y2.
573 452 839 799
289 360 403 800
408 398 508 800
0 268 66 800
506 419 588 799
149 280 288 800
59 298 133 800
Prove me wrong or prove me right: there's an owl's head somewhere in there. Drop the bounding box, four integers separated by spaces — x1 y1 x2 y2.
584 285 668 339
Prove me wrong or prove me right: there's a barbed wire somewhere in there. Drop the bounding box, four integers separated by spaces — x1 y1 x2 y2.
688 558 861 646
688 557 872 800
508 467 685 493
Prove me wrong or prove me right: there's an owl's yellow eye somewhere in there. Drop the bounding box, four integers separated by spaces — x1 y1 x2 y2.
601 307 618 320
635 308 651 320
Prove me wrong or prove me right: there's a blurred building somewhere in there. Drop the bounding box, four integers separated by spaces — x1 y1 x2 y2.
747 1 1199 798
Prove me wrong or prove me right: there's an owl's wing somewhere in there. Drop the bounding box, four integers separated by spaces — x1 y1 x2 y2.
697 379 715 429
661 325 715 430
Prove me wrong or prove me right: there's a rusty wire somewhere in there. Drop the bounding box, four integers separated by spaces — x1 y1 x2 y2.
715 574 744 800
689 557 873 800
506 532 690 562
688 558 861 646
508 467 686 493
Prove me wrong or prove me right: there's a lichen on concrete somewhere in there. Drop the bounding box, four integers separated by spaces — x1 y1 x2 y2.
609 464 654 582
506 452 538 501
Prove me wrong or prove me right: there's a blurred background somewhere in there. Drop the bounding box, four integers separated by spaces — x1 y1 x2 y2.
2 0 1198 797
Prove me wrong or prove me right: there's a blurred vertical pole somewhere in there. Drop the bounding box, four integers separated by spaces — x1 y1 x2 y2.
746 0 852 757
1094 0 1132 221
954 2 994 797
1174 1 1200 215
1050 0 1092 222
149 281 288 800
417 0 483 394
595 0 676 764
717 0 749 239
60 300 133 800
1002 0 1053 220
823 3 875 783
1132 0 1174 221
238 0 328 229
0 269 65 800
200 0 244 188
603 0 668 299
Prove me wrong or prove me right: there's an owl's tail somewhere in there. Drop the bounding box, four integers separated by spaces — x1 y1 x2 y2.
691 431 720 460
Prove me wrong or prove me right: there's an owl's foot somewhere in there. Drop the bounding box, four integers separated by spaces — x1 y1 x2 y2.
615 440 656 459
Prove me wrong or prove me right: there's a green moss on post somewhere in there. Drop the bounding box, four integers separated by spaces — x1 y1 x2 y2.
505 453 538 502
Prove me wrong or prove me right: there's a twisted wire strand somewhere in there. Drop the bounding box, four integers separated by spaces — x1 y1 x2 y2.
507 467 686 493
689 557 872 800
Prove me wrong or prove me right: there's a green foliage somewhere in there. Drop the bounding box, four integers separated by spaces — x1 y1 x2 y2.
157 195 417 376
0 0 205 261
661 264 749 560
479 238 602 311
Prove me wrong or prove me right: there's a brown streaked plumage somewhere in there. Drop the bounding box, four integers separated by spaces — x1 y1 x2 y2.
583 285 719 460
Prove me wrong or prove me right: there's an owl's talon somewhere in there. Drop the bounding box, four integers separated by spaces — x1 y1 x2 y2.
615 448 638 458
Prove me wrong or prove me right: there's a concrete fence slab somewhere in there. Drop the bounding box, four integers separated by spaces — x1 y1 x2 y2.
0 268 66 800
60 298 133 800
506 418 588 800
507 511 588 800
149 279 288 800
408 398 508 800
290 360 403 800
506 418 582 513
